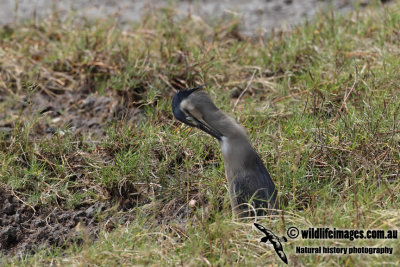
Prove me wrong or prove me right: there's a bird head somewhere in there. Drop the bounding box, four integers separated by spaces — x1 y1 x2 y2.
172 85 223 140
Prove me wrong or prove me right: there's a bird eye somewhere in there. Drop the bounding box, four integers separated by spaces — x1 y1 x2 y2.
182 109 197 124
186 116 196 124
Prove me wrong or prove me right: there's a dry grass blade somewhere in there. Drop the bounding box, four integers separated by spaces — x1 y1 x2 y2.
233 69 257 111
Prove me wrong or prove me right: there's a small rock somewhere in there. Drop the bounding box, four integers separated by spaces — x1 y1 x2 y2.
189 199 197 208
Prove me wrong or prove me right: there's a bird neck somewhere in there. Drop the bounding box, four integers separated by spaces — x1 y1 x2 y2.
218 134 261 188
199 106 259 182
202 109 249 140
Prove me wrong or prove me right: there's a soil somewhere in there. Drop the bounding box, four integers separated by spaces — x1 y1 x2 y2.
0 186 109 256
0 86 143 139
0 184 205 256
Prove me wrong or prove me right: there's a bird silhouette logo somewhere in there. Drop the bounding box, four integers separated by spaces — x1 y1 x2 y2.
254 223 288 264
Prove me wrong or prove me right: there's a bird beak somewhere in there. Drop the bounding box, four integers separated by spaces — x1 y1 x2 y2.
190 115 223 141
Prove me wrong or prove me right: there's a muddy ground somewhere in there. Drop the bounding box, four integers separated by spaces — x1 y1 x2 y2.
0 187 108 255
0 85 143 138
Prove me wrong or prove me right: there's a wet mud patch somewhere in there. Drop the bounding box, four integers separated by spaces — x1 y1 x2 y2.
0 187 111 256
0 177 180 256
0 185 209 256
0 88 144 139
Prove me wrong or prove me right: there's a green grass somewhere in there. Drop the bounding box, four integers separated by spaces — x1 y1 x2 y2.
1 2 400 266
